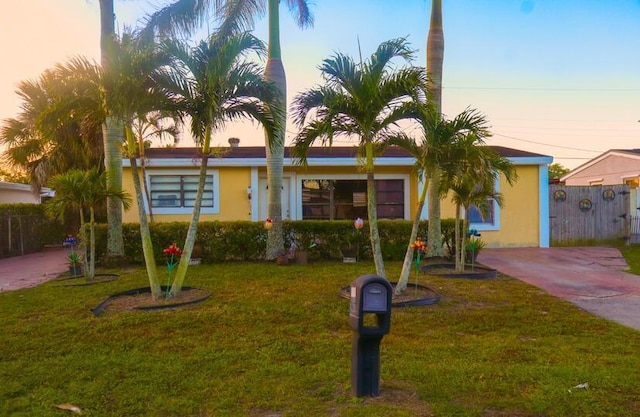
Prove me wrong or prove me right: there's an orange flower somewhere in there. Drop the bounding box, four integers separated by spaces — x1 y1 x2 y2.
411 238 427 252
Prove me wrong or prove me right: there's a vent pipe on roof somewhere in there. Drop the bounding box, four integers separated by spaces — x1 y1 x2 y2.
228 137 240 147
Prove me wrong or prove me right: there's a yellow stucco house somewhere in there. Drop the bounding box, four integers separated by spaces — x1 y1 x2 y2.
122 143 553 248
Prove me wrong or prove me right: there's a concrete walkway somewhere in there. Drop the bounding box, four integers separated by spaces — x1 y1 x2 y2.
479 247 640 331
0 246 69 292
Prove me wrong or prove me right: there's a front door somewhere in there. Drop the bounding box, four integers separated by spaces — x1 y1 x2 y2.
258 177 291 220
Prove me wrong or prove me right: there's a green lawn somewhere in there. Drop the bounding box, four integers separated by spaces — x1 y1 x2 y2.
2 255 640 416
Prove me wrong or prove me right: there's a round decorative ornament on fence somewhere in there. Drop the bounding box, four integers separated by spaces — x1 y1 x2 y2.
579 198 593 212
553 189 567 202
603 189 616 201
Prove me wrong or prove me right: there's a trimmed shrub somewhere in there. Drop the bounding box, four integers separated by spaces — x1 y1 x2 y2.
94 219 457 265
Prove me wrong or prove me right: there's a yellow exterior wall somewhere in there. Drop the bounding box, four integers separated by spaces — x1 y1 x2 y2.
122 163 540 247
122 166 253 223
440 165 540 248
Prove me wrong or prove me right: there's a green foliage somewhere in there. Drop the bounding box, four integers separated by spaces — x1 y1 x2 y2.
92 219 457 265
1 262 640 415
549 162 570 180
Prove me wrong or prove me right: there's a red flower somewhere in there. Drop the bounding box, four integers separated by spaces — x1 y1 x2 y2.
163 244 183 256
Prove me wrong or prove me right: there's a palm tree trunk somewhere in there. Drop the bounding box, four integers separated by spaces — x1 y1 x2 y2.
455 203 462 272
79 211 88 279
264 0 286 259
99 0 124 260
88 207 96 280
130 155 161 299
364 142 385 277
395 178 428 294
426 0 444 257
170 126 212 297
102 118 124 259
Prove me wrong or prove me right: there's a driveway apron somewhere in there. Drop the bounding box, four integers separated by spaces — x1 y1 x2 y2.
479 247 640 331
0 246 68 292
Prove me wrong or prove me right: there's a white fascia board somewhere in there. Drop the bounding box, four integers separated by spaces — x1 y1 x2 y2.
298 157 414 167
508 156 553 166
122 158 267 168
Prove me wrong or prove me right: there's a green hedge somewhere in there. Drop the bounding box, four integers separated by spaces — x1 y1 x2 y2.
93 219 458 265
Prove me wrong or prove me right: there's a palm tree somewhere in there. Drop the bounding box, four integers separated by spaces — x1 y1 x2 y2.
0 70 103 191
159 29 278 297
291 38 425 278
444 134 517 272
426 0 445 257
45 168 130 280
390 105 495 294
144 0 313 259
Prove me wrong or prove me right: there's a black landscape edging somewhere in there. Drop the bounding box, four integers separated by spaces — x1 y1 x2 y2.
338 282 440 308
56 273 120 286
420 263 498 279
91 286 211 316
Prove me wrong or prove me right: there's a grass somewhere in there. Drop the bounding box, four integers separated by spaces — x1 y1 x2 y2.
2 254 640 416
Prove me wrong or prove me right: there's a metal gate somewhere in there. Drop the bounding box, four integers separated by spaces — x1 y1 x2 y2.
549 185 631 245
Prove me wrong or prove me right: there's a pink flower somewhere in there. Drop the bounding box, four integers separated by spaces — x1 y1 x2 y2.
354 217 364 230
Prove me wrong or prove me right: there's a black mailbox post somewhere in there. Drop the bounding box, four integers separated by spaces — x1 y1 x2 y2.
349 274 392 397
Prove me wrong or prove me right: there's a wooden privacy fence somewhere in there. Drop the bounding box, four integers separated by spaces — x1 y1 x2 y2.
549 185 631 245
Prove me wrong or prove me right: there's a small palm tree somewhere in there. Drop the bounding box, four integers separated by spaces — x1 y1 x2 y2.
445 134 517 271
291 38 425 278
160 29 278 297
45 168 130 280
390 104 495 293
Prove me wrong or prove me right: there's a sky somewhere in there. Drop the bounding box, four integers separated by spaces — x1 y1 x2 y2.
1 0 639 169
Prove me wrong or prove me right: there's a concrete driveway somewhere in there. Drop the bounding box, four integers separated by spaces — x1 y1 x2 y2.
479 247 640 331
0 246 68 292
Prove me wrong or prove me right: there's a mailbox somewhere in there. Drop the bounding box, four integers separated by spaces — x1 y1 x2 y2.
349 274 392 397
349 274 392 335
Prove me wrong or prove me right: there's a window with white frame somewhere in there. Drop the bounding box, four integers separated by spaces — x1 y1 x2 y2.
466 177 500 229
147 170 219 214
301 178 405 220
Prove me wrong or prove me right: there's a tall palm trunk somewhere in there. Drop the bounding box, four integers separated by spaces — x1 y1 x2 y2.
264 0 286 259
395 178 428 294
99 0 124 259
365 142 385 277
170 126 212 297
426 0 444 257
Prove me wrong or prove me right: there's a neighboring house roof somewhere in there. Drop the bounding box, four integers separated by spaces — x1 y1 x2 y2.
560 149 640 182
126 145 551 168
0 182 53 203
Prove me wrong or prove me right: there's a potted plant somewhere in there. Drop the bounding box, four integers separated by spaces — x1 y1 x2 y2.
67 252 83 277
465 237 486 264
294 232 316 265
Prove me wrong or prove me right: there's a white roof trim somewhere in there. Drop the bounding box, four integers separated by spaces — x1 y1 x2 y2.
124 155 552 168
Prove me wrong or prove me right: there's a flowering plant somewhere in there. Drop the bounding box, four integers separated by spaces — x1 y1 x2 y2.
163 243 183 298
343 218 364 249
410 237 427 273
264 218 273 230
